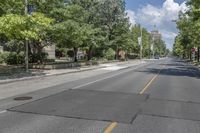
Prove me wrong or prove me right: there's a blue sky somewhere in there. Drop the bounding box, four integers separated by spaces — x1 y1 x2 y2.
126 0 186 10
125 0 187 50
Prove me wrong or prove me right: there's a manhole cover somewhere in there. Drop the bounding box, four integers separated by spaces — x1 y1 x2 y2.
14 96 33 101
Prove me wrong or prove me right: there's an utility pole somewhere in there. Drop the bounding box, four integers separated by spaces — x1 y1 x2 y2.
152 36 155 59
140 26 143 60
25 0 29 72
149 36 151 59
152 25 156 59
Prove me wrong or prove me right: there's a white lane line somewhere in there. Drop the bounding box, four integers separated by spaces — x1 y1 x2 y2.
0 110 7 114
72 63 146 89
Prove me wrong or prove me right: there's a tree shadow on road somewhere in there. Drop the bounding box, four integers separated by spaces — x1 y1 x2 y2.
159 63 184 67
136 66 200 79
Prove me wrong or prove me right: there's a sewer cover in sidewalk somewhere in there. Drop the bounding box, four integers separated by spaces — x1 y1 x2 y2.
10 90 148 124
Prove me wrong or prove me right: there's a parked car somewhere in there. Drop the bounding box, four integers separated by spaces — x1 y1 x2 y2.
154 55 160 59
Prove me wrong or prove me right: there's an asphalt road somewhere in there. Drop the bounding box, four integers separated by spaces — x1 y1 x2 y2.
0 58 200 133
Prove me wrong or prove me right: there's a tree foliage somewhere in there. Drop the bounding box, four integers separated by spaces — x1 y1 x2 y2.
0 0 167 64
0 13 53 40
174 0 200 61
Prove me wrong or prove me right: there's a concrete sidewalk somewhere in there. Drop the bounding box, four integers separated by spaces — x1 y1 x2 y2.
0 60 142 84
0 60 145 100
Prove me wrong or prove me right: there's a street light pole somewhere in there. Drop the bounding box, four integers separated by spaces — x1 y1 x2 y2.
152 36 155 59
140 26 143 60
25 0 29 72
152 24 156 59
149 36 151 59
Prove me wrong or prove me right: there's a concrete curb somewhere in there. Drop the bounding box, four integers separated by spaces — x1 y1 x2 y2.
0 66 106 85
0 60 143 85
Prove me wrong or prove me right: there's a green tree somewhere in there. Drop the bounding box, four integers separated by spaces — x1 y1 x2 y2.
51 4 98 62
173 35 184 57
69 0 106 60
97 0 131 59
175 0 200 61
0 13 53 63
0 0 24 16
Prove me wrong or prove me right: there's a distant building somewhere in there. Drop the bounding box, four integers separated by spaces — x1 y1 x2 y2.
43 45 56 59
151 30 162 41
0 46 3 53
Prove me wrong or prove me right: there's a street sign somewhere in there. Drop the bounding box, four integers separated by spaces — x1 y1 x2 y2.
151 44 154 51
138 37 142 46
191 47 197 53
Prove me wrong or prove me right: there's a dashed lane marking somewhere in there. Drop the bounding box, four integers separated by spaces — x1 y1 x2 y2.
103 122 118 133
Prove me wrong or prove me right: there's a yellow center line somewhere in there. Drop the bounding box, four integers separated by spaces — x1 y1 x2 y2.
102 62 166 133
103 122 118 133
139 74 159 94
139 64 166 94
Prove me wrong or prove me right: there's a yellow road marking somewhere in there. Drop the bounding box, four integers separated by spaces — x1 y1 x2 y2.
139 64 165 94
103 122 118 133
139 74 159 94
102 62 166 133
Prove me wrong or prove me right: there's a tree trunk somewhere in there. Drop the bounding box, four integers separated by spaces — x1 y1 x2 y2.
87 46 93 61
35 42 44 63
73 47 78 62
38 46 43 63
125 51 128 61
187 50 189 60
197 47 200 62
115 49 120 60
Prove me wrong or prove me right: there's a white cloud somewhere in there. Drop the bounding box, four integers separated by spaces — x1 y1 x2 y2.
163 0 180 12
180 1 188 13
126 0 188 49
126 10 136 25
160 30 177 39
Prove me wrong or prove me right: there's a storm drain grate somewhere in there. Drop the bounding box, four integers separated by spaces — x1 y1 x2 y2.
14 96 33 101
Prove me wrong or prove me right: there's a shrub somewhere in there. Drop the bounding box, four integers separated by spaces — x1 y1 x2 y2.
127 53 138 59
17 52 25 64
0 55 3 64
29 52 48 63
120 58 126 61
91 57 97 61
44 59 55 63
67 50 74 58
56 48 67 58
7 52 17 64
6 52 25 65
0 52 9 64
0 53 4 63
0 52 25 65
105 48 115 60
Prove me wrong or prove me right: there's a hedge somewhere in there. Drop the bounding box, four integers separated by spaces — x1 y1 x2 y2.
0 52 24 65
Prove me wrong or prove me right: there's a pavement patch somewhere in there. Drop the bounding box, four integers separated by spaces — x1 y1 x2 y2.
0 111 109 133
140 99 200 121
9 90 148 124
112 115 200 133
